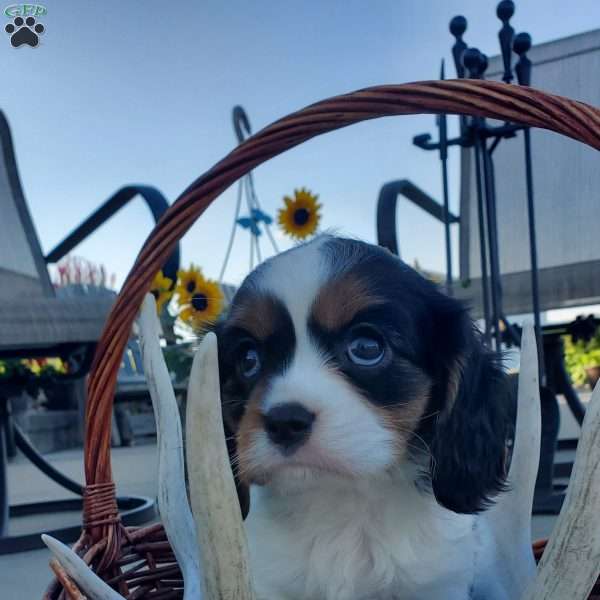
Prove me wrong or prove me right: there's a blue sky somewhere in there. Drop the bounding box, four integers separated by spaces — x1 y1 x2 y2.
3 0 600 287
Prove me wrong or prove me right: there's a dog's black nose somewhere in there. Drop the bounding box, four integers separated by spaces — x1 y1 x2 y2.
263 403 315 454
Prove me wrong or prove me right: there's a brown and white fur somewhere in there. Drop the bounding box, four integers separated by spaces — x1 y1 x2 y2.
215 235 526 600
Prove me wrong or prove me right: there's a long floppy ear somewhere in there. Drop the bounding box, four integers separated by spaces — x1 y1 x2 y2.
427 300 510 514
211 322 251 520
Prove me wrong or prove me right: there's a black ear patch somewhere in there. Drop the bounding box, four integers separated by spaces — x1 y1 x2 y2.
429 345 510 514
423 294 511 514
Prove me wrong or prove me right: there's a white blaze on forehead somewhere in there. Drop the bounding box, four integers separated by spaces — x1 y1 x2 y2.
262 342 327 413
255 237 329 340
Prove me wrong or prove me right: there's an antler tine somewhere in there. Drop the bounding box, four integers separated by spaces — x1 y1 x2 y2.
138 294 204 599
42 534 126 600
521 380 600 599
186 331 256 600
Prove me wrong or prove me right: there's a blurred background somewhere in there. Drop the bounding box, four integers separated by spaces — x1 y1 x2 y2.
4 0 600 287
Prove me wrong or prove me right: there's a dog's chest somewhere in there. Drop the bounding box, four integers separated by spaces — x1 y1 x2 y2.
245 479 476 600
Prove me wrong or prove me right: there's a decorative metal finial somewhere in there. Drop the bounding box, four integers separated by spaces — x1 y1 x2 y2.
463 47 488 79
513 32 532 86
497 0 515 83
449 15 468 78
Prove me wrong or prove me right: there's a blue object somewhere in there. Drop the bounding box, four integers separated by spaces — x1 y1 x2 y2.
251 208 273 225
236 216 262 237
237 208 273 237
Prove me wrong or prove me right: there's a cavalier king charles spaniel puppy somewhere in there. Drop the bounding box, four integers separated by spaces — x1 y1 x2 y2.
215 235 515 600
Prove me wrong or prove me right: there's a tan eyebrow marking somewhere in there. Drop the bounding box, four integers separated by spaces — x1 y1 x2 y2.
311 274 385 331
227 294 281 341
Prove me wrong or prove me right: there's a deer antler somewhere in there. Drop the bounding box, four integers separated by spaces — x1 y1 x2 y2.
186 331 256 600
522 378 600 599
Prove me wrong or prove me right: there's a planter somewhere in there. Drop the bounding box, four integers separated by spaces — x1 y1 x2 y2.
585 365 600 389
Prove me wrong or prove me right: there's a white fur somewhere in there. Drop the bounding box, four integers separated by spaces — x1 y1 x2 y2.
245 470 478 600
257 236 328 336
244 465 537 600
255 345 397 478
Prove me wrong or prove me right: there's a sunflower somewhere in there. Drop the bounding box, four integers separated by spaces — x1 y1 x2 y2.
278 188 322 240
175 264 208 305
150 270 174 313
178 273 224 331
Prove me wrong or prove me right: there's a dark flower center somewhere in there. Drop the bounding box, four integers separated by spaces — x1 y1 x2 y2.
186 281 196 293
191 293 208 312
293 208 310 226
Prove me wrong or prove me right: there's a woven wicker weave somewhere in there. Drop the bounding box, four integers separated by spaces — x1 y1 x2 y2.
44 79 600 600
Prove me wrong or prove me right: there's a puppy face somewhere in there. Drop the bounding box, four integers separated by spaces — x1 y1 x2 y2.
217 236 509 514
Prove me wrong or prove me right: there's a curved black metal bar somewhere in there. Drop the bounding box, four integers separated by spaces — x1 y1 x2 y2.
0 495 155 554
555 356 586 426
44 185 180 283
13 422 83 496
544 333 586 426
0 419 156 554
232 105 252 143
376 179 459 257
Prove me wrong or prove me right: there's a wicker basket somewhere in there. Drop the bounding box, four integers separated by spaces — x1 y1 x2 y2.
43 79 600 600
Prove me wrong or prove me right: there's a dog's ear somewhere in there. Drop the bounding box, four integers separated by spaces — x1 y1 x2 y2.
427 299 510 514
212 322 251 520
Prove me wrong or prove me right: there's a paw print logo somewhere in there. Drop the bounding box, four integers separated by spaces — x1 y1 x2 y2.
5 16 44 47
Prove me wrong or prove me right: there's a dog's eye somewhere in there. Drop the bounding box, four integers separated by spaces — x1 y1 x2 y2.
347 336 384 366
239 347 261 378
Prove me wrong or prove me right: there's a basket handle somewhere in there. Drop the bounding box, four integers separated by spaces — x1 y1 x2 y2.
83 79 600 547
